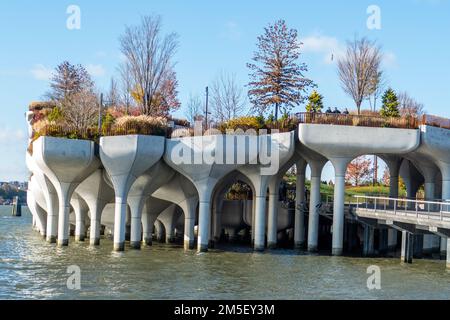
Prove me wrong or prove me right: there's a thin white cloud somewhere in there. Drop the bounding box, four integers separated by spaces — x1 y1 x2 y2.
0 126 28 181
30 64 53 81
221 21 242 41
95 51 107 58
301 34 346 65
86 64 106 77
0 127 26 143
382 51 398 69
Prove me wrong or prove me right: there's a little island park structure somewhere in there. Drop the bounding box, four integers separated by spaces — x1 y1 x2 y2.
25 109 450 269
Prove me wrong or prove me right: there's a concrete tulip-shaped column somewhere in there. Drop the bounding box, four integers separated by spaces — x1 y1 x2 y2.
212 190 225 245
330 157 352 256
141 197 172 246
152 173 198 250
400 160 423 210
33 137 99 246
295 145 327 252
154 220 165 242
28 180 47 238
27 153 59 243
165 134 246 252
75 169 114 246
294 158 307 249
416 125 450 266
381 155 403 199
240 132 295 251
70 193 89 242
100 135 165 251
381 155 403 251
267 154 298 249
157 204 181 243
238 164 270 251
299 124 419 255
127 161 175 249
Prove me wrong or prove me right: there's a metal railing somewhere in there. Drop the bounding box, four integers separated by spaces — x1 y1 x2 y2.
296 112 419 129
34 123 173 141
354 195 450 222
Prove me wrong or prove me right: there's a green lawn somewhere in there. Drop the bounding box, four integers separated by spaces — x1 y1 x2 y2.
285 174 406 204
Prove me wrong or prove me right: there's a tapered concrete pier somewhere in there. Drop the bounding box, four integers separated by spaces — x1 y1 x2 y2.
100 135 165 251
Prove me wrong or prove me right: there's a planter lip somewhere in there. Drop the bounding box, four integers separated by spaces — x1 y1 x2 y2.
168 129 297 140
34 135 97 144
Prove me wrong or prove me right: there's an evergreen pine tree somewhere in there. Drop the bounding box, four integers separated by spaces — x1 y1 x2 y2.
305 90 324 112
380 88 400 117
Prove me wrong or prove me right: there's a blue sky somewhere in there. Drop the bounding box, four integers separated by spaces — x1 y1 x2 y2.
0 0 449 181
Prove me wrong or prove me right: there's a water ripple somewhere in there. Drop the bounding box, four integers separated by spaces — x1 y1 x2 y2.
1 207 450 299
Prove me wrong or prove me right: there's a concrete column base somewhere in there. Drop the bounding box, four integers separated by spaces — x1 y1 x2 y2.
184 240 195 250
387 245 397 253
166 236 175 244
267 242 277 249
254 245 265 252
332 248 343 256
143 238 152 246
47 236 57 244
198 243 208 253
90 238 100 246
75 235 85 242
57 239 69 247
294 241 305 250
114 242 125 251
130 241 141 249
308 245 318 253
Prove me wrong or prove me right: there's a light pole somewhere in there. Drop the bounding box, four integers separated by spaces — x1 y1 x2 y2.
205 86 209 130
98 93 104 135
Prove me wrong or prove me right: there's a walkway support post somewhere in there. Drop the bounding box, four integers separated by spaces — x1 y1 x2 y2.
294 158 307 249
331 158 352 256
307 161 326 252
401 231 414 264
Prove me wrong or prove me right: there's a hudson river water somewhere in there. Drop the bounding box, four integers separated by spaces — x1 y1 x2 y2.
1 207 450 300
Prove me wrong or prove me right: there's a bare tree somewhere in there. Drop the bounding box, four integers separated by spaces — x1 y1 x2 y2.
185 94 202 126
118 63 134 114
211 72 246 122
366 71 386 112
63 91 98 130
398 91 425 117
107 77 120 108
338 37 382 115
119 15 179 115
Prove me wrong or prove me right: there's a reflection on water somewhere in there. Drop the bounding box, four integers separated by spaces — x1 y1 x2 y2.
0 207 449 300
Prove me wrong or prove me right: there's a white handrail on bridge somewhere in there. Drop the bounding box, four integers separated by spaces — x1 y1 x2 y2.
354 195 450 222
